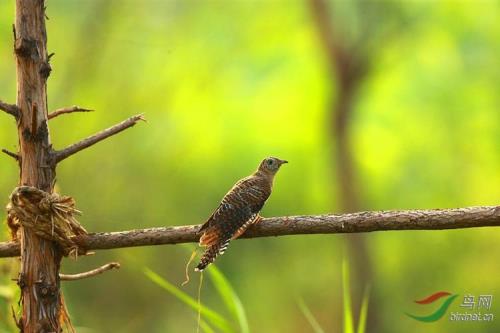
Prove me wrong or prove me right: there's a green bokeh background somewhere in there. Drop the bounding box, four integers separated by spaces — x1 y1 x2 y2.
1 0 499 332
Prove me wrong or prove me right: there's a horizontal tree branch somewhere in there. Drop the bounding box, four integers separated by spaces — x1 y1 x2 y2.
48 105 94 120
0 206 498 258
60 262 120 281
52 114 145 163
0 99 20 118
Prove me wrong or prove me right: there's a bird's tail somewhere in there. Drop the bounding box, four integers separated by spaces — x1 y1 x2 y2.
195 238 230 272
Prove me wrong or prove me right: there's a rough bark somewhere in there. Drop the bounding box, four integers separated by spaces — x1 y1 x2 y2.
14 0 61 331
0 206 498 258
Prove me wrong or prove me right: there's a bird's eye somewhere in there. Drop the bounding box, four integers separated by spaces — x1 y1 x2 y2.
267 159 273 166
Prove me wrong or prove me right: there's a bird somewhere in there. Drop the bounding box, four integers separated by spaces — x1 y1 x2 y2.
195 157 288 271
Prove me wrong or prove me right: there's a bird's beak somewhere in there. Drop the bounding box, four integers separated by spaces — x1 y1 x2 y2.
279 159 288 165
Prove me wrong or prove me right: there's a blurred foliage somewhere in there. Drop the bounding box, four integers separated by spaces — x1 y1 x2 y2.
297 298 325 333
341 257 369 333
145 260 249 333
297 257 369 333
144 268 232 333
0 260 19 333
0 0 500 332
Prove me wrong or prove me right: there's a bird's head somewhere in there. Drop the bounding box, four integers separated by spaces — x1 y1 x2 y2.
257 157 288 175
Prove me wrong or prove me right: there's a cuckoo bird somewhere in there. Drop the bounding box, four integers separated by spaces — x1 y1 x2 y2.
195 157 287 271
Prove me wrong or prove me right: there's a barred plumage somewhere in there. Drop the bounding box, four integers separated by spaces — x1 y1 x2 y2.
195 157 287 271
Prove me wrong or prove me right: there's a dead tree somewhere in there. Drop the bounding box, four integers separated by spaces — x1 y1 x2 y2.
0 1 143 331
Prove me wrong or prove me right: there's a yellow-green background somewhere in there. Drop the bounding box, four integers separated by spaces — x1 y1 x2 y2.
0 0 499 332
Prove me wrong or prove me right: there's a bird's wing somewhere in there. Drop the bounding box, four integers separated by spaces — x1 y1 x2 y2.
199 176 252 231
198 194 237 234
198 176 270 246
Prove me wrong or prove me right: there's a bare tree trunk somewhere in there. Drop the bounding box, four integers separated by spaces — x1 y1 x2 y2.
14 0 61 331
329 41 372 316
332 60 376 333
308 0 377 330
332 64 375 328
333 70 362 213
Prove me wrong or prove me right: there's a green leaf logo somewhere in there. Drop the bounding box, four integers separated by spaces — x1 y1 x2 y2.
406 292 458 322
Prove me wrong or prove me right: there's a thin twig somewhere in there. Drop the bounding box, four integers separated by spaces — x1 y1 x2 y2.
48 106 93 120
0 100 20 118
0 205 498 258
11 306 21 329
52 114 145 163
59 262 120 281
1 149 19 161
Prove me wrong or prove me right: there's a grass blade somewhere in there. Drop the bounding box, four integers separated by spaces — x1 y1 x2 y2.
297 297 325 333
144 268 234 333
207 266 250 333
199 318 216 333
356 286 370 333
342 257 354 333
